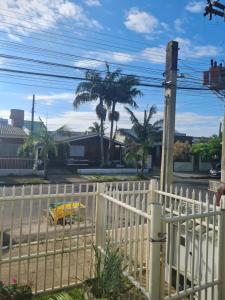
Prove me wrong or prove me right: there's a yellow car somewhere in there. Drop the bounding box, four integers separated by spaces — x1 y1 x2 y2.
48 201 85 225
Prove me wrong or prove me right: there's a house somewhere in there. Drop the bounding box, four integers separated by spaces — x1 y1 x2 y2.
116 128 194 170
57 133 125 166
116 128 212 171
0 124 27 157
0 118 8 126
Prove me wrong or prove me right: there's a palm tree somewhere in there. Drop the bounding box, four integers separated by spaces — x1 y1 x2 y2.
88 122 106 135
74 70 107 165
124 105 163 176
18 119 65 179
104 66 142 164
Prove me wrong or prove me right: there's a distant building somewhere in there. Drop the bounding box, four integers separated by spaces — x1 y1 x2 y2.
57 133 124 166
0 118 8 126
0 124 27 157
10 109 24 128
23 120 43 134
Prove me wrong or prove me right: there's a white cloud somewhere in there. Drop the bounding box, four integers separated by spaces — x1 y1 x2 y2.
175 112 222 136
111 52 134 63
175 37 221 58
124 8 159 34
85 0 101 7
8 33 22 42
0 0 101 37
174 18 185 34
0 107 221 137
75 59 104 68
142 46 165 64
185 1 205 13
76 50 135 66
44 109 221 138
26 93 74 105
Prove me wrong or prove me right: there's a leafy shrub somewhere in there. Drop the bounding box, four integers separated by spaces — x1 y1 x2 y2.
88 241 126 299
0 278 32 299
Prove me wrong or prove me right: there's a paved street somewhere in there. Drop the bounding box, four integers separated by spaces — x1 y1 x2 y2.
0 176 216 232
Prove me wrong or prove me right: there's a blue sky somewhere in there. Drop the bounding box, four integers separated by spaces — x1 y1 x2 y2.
0 0 224 136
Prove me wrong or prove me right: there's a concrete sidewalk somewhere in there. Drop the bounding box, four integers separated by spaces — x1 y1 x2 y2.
173 172 209 179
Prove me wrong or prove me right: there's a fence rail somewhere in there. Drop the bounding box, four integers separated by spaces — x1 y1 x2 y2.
0 157 34 169
0 180 224 300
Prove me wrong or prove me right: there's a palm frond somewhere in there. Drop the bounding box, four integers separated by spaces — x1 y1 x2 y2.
124 107 139 126
147 105 157 123
153 118 163 130
75 81 92 94
49 292 73 300
74 92 91 109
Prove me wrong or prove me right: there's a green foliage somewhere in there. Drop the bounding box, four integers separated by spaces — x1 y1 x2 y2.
49 292 73 300
18 135 36 158
191 135 222 163
89 242 126 299
123 105 162 175
18 119 67 179
123 141 142 172
173 141 191 162
34 288 85 300
0 279 32 298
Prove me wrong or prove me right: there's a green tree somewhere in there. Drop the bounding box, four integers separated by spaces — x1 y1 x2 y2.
74 70 107 165
124 105 163 176
173 141 191 162
104 66 141 164
88 121 106 135
191 135 222 166
18 120 65 179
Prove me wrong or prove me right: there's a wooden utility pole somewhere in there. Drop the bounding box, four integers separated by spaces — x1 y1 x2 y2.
222 106 225 182
31 94 35 134
204 2 225 184
160 41 179 191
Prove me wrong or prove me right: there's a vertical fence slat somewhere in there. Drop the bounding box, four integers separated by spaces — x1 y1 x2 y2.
43 187 50 291
35 197 42 293
52 186 58 290
18 186 24 284
198 192 203 300
211 196 216 300
176 205 181 295
8 186 15 284
0 187 5 281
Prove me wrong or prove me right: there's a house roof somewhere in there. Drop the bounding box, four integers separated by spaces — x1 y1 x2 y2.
0 125 27 138
59 133 125 146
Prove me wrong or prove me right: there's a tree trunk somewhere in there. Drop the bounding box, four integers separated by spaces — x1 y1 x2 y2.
107 101 116 164
141 149 146 177
99 98 105 166
43 156 48 180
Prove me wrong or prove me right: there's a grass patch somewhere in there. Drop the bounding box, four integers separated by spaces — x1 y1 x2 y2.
0 176 49 186
81 174 151 182
34 287 85 300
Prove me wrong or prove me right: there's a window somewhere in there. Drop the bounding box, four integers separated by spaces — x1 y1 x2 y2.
70 145 85 157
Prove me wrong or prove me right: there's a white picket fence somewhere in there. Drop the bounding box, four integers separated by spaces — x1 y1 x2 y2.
0 180 224 299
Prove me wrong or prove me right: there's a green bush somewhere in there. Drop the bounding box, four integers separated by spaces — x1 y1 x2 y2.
88 241 126 299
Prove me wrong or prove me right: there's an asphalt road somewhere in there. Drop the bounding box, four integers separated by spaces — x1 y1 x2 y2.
0 177 215 233
173 176 215 200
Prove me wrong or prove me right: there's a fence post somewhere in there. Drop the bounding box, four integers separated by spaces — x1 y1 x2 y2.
148 179 164 300
95 182 106 251
218 195 225 300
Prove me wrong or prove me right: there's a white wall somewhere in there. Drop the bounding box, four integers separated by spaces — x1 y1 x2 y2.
199 157 211 172
174 161 194 172
77 168 149 175
0 169 36 176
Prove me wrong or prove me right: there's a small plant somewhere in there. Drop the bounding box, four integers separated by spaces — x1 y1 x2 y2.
0 278 32 300
87 241 127 299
